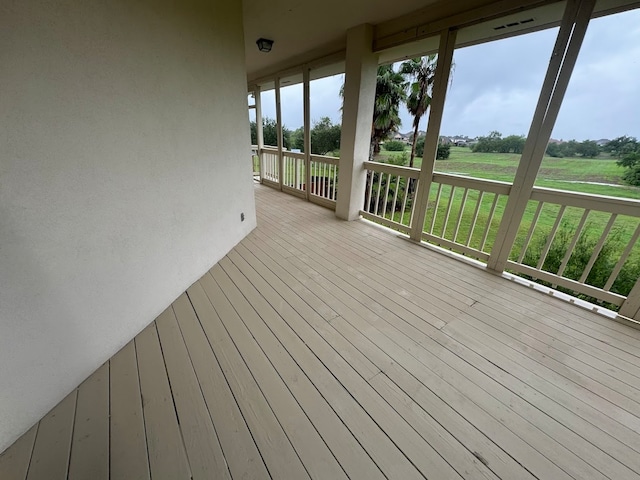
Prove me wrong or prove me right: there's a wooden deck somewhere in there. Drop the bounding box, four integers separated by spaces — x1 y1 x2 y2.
3 183 640 480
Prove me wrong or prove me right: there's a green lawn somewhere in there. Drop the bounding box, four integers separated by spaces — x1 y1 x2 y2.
378 146 640 200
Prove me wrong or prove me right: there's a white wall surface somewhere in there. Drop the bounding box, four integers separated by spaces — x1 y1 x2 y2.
0 0 256 452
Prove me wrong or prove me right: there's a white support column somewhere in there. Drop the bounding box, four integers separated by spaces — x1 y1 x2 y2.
620 278 640 321
254 85 265 183
303 67 312 201
409 28 457 242
487 0 595 273
275 77 284 190
336 24 378 221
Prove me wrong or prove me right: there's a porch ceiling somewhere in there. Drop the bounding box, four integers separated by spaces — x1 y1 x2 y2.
3 184 640 479
244 0 640 85
242 0 438 79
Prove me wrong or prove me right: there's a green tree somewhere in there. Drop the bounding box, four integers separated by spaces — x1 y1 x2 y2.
290 127 304 151
546 142 563 157
501 135 526 154
400 55 438 168
250 117 291 149
604 136 639 157
618 151 640 186
562 140 579 157
472 131 503 153
576 140 599 158
310 117 341 155
371 65 406 159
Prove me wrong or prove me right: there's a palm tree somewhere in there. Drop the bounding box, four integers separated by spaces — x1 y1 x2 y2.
371 64 406 160
401 55 438 168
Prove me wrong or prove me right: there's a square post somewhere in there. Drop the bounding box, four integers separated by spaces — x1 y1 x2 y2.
335 24 378 221
303 67 312 200
409 28 457 241
275 77 284 190
620 278 640 321
254 85 265 183
487 0 595 273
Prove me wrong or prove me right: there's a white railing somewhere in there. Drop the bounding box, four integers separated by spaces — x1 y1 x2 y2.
282 152 306 195
421 173 511 261
256 148 339 209
309 155 339 206
251 144 259 177
506 187 640 308
261 146 279 184
360 161 640 314
418 174 639 309
361 161 420 234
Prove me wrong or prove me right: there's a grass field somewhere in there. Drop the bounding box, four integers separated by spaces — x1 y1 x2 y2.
378 146 640 199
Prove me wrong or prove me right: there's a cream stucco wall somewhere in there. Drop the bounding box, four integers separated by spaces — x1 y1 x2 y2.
0 0 255 452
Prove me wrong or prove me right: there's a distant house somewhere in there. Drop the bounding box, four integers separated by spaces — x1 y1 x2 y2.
392 132 412 143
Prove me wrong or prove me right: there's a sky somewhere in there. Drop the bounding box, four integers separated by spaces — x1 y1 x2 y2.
257 8 640 142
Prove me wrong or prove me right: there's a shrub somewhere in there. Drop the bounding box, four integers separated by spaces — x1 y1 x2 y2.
384 140 405 151
387 151 408 166
519 222 639 310
437 144 450 160
415 138 449 159
415 137 425 157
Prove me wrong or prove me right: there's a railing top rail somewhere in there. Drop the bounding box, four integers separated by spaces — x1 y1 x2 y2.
363 161 420 179
261 146 278 152
433 172 512 195
283 151 305 160
531 186 640 217
311 154 340 166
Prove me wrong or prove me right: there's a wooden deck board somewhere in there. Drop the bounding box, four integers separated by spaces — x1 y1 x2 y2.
68 363 109 480
26 391 77 480
0 426 37 480
3 183 640 479
109 341 151 480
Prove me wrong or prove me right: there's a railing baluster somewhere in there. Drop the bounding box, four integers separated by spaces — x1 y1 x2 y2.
391 176 400 222
400 179 411 226
557 209 590 278
429 183 443 234
382 174 392 219
517 201 544 263
332 165 338 201
366 170 374 213
441 185 456 238
480 194 500 252
453 188 469 243
579 214 617 283
466 191 484 247
604 223 640 291
536 205 566 270
373 172 384 216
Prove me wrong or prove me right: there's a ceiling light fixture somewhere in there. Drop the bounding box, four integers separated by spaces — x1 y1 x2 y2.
256 38 274 53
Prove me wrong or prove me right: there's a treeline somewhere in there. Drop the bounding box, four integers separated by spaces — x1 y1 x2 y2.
472 131 527 154
471 131 601 158
250 117 341 156
546 140 599 158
